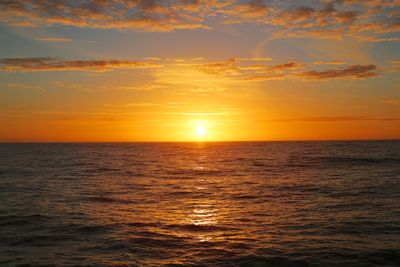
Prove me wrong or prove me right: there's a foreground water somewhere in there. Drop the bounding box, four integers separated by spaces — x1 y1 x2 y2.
0 141 399 266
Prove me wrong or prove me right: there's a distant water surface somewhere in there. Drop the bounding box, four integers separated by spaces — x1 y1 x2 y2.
0 141 399 266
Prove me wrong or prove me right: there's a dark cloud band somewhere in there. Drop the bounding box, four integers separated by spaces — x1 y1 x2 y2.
0 0 398 41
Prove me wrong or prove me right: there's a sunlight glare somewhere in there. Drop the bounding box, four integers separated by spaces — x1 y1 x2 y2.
195 121 207 139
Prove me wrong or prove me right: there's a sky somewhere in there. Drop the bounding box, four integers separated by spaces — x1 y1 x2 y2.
0 0 399 142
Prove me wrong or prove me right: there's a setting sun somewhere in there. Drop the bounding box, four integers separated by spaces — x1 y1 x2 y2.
195 121 207 139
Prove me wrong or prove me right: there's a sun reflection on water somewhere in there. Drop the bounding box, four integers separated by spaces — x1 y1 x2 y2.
190 204 218 226
187 201 219 242
187 153 222 242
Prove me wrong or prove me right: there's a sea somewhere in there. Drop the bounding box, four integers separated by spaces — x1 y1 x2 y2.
0 141 399 266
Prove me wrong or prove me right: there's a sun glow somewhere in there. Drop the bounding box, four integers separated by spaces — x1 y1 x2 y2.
195 120 207 139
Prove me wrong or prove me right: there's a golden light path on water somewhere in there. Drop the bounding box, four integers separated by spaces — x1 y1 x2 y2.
48 143 301 265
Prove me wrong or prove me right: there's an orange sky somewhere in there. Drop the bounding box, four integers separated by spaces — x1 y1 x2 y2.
0 0 399 141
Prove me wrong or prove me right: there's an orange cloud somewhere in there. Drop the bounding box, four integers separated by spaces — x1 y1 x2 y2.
269 62 303 71
7 83 46 92
300 65 377 80
334 10 359 24
281 6 316 23
195 58 239 75
381 99 400 105
34 37 73 42
0 0 210 31
0 0 398 41
314 60 346 65
0 57 381 82
0 57 162 72
193 58 378 81
218 0 269 20
266 116 400 123
390 60 400 72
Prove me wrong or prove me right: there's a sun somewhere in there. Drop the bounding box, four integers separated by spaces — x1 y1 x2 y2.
195 120 207 138
196 125 206 137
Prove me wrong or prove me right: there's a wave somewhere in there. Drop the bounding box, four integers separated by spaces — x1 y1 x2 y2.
83 196 135 204
164 223 239 232
216 255 312 267
1 141 399 266
0 214 50 227
318 156 400 165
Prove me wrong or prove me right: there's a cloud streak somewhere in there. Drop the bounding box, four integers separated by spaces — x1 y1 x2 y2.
266 116 400 123
0 57 161 72
6 83 46 91
0 56 380 81
194 59 378 81
34 37 73 42
300 64 378 80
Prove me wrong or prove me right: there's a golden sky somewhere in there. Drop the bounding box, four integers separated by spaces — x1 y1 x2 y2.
0 0 399 141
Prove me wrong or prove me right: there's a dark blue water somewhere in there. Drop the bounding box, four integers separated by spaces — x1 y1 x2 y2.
0 141 399 266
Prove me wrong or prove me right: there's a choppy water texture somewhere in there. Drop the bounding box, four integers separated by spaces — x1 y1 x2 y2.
0 141 400 266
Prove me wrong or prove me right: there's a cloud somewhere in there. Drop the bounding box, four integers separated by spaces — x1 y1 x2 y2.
390 60 400 72
0 57 162 72
266 116 400 123
300 64 378 80
334 10 359 24
236 57 272 61
0 56 381 82
269 62 303 71
314 60 346 65
280 6 316 23
381 99 400 105
52 81 83 89
266 1 400 41
34 37 73 42
6 83 46 91
192 58 379 81
195 58 239 75
0 0 211 31
195 59 302 75
104 102 162 108
0 0 398 42
217 0 270 20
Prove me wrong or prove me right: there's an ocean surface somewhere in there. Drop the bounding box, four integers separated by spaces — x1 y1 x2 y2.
0 141 399 266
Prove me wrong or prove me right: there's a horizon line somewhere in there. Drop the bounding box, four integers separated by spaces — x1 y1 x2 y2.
1 138 399 144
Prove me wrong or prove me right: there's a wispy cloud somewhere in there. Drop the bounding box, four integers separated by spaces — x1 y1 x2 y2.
52 81 83 89
313 60 346 65
194 59 378 81
1 56 381 82
34 37 73 42
6 83 46 91
0 57 161 72
390 60 400 72
104 103 162 108
300 65 378 80
266 116 400 123
7 83 46 92
381 99 400 105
